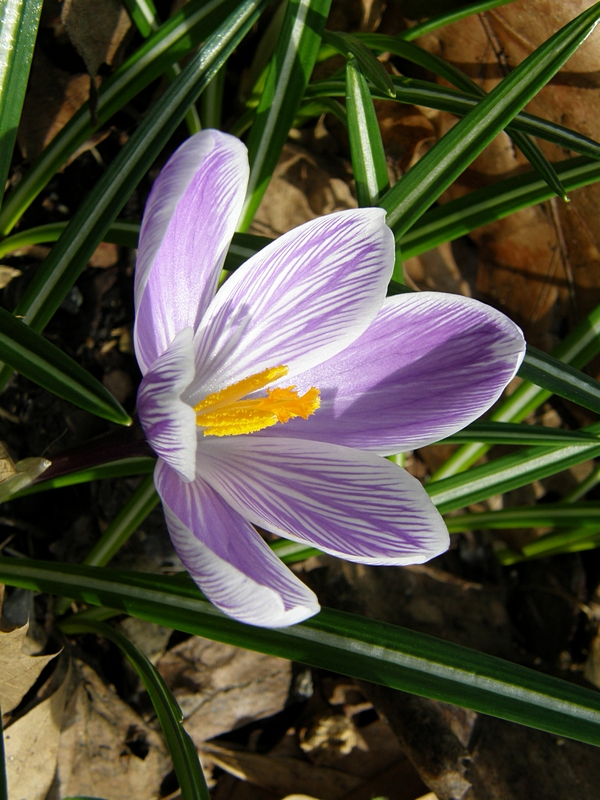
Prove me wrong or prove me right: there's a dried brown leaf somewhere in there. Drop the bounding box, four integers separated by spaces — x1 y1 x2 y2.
202 742 362 800
0 267 22 290
18 50 96 160
4 661 70 800
54 660 170 800
416 0 600 352
251 143 356 239
157 636 291 745
0 621 58 714
61 0 132 78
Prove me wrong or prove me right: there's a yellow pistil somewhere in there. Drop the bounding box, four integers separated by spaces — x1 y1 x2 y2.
194 364 320 437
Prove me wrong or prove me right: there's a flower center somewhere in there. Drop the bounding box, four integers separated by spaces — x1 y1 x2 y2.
194 365 320 437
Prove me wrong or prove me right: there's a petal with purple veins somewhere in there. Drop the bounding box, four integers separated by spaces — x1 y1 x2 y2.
186 208 395 403
196 436 449 565
134 130 248 373
155 460 320 627
262 293 525 455
137 328 197 482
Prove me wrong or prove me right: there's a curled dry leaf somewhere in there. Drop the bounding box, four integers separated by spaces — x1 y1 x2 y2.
4 659 70 800
0 620 58 715
251 143 356 238
201 742 362 800
18 50 100 161
55 660 170 799
61 0 132 79
0 267 22 290
156 635 292 745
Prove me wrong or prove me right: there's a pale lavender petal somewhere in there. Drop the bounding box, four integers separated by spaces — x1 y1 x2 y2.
155 461 320 627
196 436 449 564
137 328 197 482
262 293 525 454
134 130 249 374
186 208 394 403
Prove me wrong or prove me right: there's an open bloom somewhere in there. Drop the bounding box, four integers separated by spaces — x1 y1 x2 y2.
134 130 525 627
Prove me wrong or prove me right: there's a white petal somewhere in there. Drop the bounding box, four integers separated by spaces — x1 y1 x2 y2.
134 130 248 373
137 328 197 482
186 208 394 402
196 436 449 565
155 461 320 627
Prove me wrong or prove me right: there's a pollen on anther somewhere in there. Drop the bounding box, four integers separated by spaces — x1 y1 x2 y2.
194 365 320 437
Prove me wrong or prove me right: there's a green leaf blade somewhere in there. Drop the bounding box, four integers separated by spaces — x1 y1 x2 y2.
60 618 209 800
0 306 131 425
0 0 269 389
0 0 241 237
239 0 332 229
3 558 600 748
345 56 389 206
518 345 600 414
428 428 600 514
380 3 600 238
441 421 600 446
323 30 395 97
0 0 43 207
398 0 516 41
398 156 600 260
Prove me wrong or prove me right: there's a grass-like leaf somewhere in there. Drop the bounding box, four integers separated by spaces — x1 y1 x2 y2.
239 0 332 229
0 0 43 208
7 155 600 270
81 475 159 568
353 33 567 199
3 558 600 747
446 503 600 532
307 76 600 165
519 345 600 415
398 0 515 41
14 457 156 497
428 422 600 514
345 56 389 206
441 421 600 446
380 3 600 238
0 0 269 391
60 617 209 800
354 31 596 174
122 0 159 36
123 0 201 134
322 30 395 97
0 223 274 270
0 0 239 237
497 527 600 564
399 156 600 259
0 306 130 425
270 539 322 563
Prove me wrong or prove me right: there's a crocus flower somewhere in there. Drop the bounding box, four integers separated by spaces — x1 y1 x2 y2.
134 129 525 628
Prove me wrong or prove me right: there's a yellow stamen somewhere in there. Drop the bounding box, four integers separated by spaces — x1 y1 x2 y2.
194 365 320 437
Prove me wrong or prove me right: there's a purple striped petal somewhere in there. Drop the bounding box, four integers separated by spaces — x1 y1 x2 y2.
134 130 248 374
155 461 320 627
185 209 394 403
195 436 449 564
262 293 525 454
137 328 197 482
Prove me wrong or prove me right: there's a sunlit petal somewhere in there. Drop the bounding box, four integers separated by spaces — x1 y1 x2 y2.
135 130 248 373
262 293 525 454
196 436 449 565
186 208 394 402
155 461 320 627
137 328 197 482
